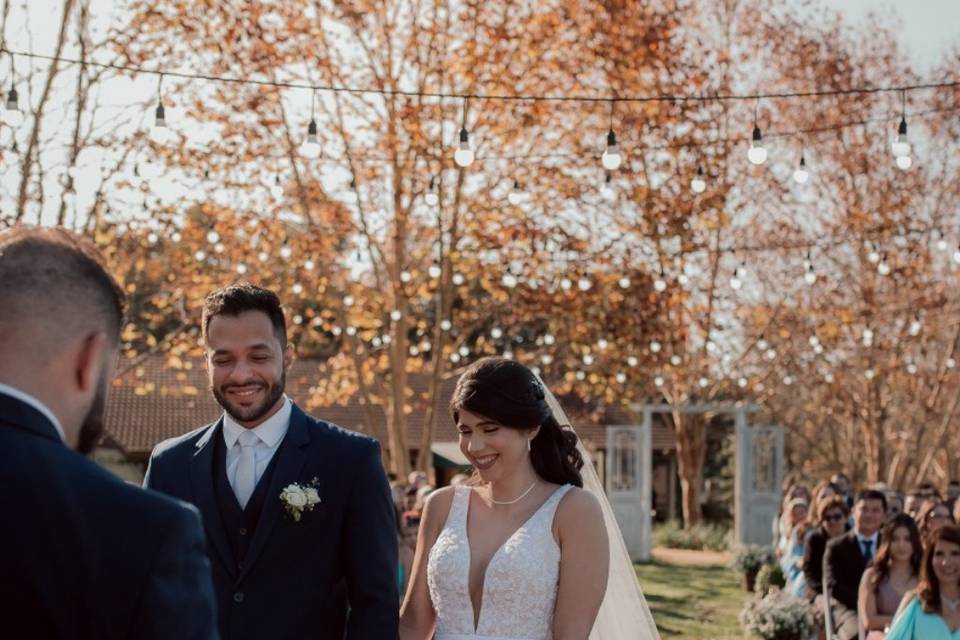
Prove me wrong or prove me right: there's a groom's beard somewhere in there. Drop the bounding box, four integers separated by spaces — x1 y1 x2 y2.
77 370 109 455
212 371 286 425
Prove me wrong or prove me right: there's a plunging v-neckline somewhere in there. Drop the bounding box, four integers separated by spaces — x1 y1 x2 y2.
463 485 563 633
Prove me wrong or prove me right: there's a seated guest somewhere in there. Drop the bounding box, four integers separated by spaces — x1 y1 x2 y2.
809 479 841 521
946 480 960 516
884 524 960 639
886 492 905 519
904 491 924 519
858 514 922 639
917 500 955 545
803 495 850 601
776 483 812 554
778 498 810 595
824 489 888 640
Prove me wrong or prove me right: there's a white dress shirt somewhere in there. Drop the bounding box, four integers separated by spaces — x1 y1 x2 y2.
223 396 292 498
0 381 66 442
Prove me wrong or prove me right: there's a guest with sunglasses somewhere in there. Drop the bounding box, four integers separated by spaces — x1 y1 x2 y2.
803 495 850 601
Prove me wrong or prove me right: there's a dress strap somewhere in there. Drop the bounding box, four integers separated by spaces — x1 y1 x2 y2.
538 484 574 525
451 484 471 530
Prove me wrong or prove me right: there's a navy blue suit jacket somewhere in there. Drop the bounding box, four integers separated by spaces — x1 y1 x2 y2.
0 391 219 640
144 404 399 640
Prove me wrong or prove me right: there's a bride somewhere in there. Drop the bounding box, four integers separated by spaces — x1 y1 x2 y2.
399 357 659 640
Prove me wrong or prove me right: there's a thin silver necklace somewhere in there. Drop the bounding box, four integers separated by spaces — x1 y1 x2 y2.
943 594 960 612
489 481 538 505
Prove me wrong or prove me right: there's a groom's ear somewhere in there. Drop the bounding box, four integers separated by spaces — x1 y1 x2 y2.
73 331 109 393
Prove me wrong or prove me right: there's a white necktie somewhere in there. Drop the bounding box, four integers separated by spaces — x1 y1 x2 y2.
234 430 260 509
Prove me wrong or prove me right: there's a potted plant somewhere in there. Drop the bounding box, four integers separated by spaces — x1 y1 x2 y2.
733 544 775 592
739 589 816 640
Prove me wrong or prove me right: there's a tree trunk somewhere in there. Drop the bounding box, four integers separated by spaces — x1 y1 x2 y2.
15 0 76 221
673 412 707 528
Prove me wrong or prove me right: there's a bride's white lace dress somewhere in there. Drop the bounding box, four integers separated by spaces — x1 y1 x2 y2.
426 484 573 640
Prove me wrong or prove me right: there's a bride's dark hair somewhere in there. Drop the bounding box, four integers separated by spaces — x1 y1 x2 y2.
450 357 584 488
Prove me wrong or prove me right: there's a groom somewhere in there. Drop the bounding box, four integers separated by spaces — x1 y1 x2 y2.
145 283 398 639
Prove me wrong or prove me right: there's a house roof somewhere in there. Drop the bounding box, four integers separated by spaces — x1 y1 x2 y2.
102 355 677 460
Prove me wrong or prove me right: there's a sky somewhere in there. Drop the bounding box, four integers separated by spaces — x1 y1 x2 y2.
829 0 960 73
3 0 959 226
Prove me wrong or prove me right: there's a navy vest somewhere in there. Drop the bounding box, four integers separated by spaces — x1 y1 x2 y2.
212 432 282 575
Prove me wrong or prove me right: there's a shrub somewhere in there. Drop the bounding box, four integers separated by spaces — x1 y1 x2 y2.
732 544 776 573
739 590 816 640
652 520 731 552
755 563 786 596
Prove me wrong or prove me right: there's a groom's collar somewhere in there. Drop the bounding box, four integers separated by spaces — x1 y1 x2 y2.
222 395 292 449
0 382 65 443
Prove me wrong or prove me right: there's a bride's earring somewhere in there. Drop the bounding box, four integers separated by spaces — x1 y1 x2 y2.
526 438 532 452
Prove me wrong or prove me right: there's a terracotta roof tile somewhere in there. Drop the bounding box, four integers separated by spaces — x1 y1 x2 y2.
103 356 676 459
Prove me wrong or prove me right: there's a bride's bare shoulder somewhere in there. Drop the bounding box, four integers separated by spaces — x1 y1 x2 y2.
555 486 605 530
421 486 458 531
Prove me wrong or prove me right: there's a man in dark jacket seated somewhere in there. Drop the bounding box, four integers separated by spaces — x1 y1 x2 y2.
823 489 887 640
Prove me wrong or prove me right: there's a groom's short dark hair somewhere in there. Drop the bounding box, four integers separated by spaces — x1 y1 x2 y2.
202 282 287 348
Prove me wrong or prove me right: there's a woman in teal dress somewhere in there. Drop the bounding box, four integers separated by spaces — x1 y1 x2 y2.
886 524 960 639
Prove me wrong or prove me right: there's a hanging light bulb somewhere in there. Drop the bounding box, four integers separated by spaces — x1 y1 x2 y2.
730 267 742 290
601 129 622 171
670 354 682 366
936 230 949 252
440 319 452 332
953 244 960 265
577 276 592 291
543 333 556 346
206 229 220 244
270 175 284 199
507 179 526 205
2 84 23 127
618 276 630 289
654 267 667 292
891 115 910 158
452 272 465 286
804 263 817 285
863 328 874 346
502 272 518 288
757 338 769 351
895 154 912 170
877 255 891 276
454 127 474 167
279 243 292 259
428 262 442 279
300 118 321 158
649 340 662 353
390 309 402 322
601 172 616 201
793 154 809 184
690 165 706 193
909 316 922 336
491 327 503 339
654 375 664 387
627 355 639 367
425 176 439 206
867 243 881 264
747 124 767 165
154 99 166 129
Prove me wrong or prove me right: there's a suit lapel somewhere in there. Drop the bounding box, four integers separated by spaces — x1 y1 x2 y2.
189 419 237 580
239 405 311 582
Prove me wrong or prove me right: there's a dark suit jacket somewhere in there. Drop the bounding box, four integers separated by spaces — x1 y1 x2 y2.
0 390 218 640
803 524 851 597
823 529 879 611
144 404 399 640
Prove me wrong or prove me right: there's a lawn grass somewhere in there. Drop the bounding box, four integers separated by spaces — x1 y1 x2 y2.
635 559 747 639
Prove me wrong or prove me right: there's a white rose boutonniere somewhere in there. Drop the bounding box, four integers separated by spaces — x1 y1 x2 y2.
280 477 321 522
